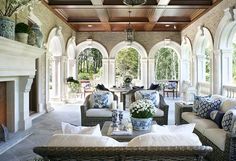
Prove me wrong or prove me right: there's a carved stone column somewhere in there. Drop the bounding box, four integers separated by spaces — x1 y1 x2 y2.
102 58 109 87
19 76 34 130
148 58 155 85
109 59 116 87
141 59 148 88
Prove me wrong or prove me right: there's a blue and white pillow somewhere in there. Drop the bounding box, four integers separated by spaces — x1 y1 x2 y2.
221 109 236 132
193 95 211 113
197 99 221 118
135 90 159 107
89 91 113 109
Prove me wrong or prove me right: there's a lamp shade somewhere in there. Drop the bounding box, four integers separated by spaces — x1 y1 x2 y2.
123 0 146 6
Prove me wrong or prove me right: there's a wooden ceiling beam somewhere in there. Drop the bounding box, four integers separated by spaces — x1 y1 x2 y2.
69 21 189 25
144 0 171 31
90 0 111 31
169 0 212 5
49 5 210 9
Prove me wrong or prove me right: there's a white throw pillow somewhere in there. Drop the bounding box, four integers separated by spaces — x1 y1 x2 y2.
151 123 195 134
48 134 123 147
61 122 102 136
128 133 202 147
89 91 113 108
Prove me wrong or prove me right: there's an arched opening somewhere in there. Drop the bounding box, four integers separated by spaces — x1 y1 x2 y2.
76 40 109 88
110 41 148 88
46 27 66 108
148 40 181 89
67 37 77 79
115 47 141 86
155 47 179 81
193 26 213 95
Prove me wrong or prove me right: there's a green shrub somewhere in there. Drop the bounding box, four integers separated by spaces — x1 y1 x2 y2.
78 73 93 80
15 23 30 33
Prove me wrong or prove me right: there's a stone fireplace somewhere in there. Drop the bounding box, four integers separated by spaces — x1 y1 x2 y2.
0 37 44 133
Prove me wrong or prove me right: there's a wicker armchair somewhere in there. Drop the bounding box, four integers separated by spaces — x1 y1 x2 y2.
81 93 169 126
33 146 212 161
179 106 236 161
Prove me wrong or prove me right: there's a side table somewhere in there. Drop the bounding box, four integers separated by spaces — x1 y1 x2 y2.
175 102 193 125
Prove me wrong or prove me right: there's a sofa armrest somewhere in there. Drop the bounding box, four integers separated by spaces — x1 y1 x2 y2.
159 94 169 120
81 105 88 125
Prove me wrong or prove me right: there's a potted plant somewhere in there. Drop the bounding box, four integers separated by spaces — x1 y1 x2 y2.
66 77 81 93
0 0 36 40
123 75 132 89
129 99 156 130
15 22 29 43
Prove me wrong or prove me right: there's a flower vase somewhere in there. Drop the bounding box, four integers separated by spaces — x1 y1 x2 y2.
131 117 152 131
31 24 43 48
0 16 15 40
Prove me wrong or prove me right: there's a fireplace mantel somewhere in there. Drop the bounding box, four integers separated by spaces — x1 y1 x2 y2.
0 37 45 76
0 37 45 132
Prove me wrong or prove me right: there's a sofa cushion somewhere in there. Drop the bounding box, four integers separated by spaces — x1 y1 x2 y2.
203 128 227 151
128 133 202 147
154 108 164 117
135 90 159 107
61 122 102 136
222 109 236 132
193 95 211 112
89 91 113 108
197 99 221 118
192 119 218 134
220 98 236 113
182 112 201 123
47 134 123 147
86 109 112 117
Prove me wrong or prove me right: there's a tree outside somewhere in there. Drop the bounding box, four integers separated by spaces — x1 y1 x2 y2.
77 48 103 81
115 47 140 86
155 48 179 80
205 47 211 82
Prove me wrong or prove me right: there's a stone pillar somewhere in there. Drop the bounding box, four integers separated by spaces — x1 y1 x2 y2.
141 59 148 88
109 59 116 87
51 56 61 99
102 58 109 87
61 56 67 102
148 58 155 85
197 54 205 82
19 76 34 130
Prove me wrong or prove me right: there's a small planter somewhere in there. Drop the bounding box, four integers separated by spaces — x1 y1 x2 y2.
131 117 152 131
0 16 15 40
15 33 28 44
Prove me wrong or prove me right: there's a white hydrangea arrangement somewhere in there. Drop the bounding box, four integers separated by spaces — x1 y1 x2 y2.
129 99 156 118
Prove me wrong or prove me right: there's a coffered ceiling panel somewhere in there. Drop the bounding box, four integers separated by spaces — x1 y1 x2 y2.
45 0 222 32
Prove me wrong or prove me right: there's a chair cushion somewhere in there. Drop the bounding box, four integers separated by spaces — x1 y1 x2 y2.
86 109 112 117
222 109 236 132
89 91 113 108
197 99 221 118
135 90 159 107
182 112 201 123
203 128 227 151
192 118 218 134
128 133 202 147
151 123 195 134
154 108 164 117
47 134 123 147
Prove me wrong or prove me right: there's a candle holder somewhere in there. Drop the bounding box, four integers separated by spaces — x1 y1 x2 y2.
112 110 118 127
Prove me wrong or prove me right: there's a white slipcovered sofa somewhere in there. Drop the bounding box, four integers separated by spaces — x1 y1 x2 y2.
180 95 236 161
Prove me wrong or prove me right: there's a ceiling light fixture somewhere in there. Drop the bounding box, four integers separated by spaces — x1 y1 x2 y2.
88 24 93 28
125 10 134 44
165 24 170 27
123 0 146 6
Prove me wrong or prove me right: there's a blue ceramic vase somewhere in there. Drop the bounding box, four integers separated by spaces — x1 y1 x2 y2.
0 16 15 40
31 24 43 48
131 117 152 131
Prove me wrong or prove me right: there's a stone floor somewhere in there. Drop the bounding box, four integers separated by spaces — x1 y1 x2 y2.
0 97 180 161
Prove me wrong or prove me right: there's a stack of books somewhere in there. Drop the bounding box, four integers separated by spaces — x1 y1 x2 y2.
108 124 132 136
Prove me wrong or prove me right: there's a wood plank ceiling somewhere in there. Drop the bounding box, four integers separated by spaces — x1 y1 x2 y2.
45 0 222 32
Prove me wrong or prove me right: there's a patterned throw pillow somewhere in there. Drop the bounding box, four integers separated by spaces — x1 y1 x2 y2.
222 109 236 132
193 95 211 113
208 110 225 128
197 99 221 118
135 90 159 107
89 91 113 109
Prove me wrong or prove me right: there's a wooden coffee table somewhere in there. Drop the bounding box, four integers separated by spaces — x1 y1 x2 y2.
101 121 157 142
